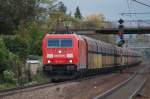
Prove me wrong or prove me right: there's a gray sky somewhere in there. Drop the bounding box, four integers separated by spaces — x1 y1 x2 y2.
60 0 150 21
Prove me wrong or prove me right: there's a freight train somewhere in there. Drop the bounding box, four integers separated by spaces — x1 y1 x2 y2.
42 34 141 77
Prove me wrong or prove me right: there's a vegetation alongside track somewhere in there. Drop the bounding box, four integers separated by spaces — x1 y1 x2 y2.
0 0 115 89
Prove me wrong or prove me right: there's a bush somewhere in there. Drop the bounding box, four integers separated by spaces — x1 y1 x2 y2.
14 21 45 56
3 35 28 61
3 70 16 83
34 67 48 83
0 36 22 84
0 37 10 73
26 22 45 56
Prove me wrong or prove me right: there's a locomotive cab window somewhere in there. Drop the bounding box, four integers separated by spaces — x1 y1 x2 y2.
61 39 73 48
47 39 59 47
47 39 73 48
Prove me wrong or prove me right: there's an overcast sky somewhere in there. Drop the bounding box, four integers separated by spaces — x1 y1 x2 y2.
60 0 150 21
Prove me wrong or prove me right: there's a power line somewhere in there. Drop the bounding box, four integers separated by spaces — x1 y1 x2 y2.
125 20 150 22
126 0 132 17
132 0 150 8
132 0 138 20
126 0 133 25
120 12 150 15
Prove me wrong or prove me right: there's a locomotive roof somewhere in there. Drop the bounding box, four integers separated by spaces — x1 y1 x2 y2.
44 33 139 55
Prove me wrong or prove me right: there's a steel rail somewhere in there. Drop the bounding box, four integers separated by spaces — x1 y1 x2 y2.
93 65 148 99
0 73 112 98
93 75 135 99
0 63 144 98
0 82 58 97
128 79 147 99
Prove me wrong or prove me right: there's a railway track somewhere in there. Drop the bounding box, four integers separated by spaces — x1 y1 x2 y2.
128 79 147 99
93 65 149 99
0 72 113 98
0 63 145 99
0 82 60 98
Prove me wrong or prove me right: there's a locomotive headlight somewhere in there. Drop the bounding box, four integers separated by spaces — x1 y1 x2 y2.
67 54 73 58
58 50 62 53
47 54 53 58
69 60 73 63
48 60 51 63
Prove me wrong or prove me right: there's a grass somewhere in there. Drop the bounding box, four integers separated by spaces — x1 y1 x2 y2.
0 83 16 90
34 69 48 83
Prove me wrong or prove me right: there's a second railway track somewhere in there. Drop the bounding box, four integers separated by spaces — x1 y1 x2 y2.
93 64 149 99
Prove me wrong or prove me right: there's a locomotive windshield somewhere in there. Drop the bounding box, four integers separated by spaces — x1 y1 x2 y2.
47 39 73 48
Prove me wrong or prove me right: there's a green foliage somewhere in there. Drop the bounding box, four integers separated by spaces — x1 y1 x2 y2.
3 35 28 61
0 83 16 90
83 14 105 28
3 70 16 83
0 0 40 34
24 22 45 56
9 21 45 56
0 36 22 83
34 67 48 83
27 23 43 55
58 2 67 14
74 6 82 19
0 37 11 72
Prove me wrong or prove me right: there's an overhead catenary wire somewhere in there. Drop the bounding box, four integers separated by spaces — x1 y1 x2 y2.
121 0 150 27
132 1 138 19
132 0 150 8
126 0 132 17
120 12 150 15
126 0 133 26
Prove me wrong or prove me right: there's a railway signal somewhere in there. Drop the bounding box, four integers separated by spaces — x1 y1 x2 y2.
117 19 125 47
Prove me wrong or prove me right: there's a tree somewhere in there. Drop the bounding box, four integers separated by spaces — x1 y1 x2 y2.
78 14 115 44
0 0 41 34
0 37 10 73
0 36 21 77
83 14 105 28
58 2 67 14
74 6 82 19
3 35 28 61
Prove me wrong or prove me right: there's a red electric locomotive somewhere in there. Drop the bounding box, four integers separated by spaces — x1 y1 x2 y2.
42 33 141 76
42 34 87 74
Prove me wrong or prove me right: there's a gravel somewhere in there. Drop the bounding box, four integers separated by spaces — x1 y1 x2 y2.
1 64 144 99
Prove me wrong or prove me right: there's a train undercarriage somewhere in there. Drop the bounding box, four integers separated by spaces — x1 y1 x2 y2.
43 61 141 82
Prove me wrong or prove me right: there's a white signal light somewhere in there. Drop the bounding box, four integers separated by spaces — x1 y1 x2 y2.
67 54 73 58
58 50 62 53
69 60 73 63
48 60 51 63
47 54 53 58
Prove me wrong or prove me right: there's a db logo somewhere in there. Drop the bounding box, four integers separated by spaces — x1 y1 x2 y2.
54 54 65 58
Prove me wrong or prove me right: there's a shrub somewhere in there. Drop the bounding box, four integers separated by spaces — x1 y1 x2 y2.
3 70 16 83
0 37 10 73
0 36 22 84
34 67 48 83
3 35 28 61
26 22 45 56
